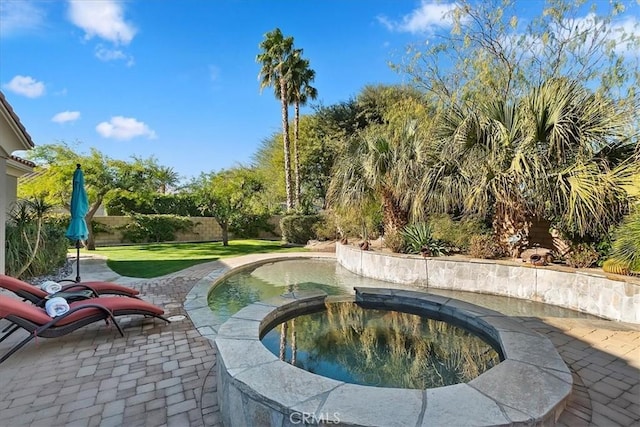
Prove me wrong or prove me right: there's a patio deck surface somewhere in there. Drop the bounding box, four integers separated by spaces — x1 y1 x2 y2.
0 254 638 426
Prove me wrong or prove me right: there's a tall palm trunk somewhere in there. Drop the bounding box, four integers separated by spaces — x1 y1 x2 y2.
293 101 301 209
280 79 293 211
382 188 409 233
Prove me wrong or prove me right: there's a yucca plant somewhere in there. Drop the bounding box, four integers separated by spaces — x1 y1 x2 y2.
400 222 446 256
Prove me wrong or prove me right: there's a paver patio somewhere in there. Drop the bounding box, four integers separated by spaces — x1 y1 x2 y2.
0 254 638 426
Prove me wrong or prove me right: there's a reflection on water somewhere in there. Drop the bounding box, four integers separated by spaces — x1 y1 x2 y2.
261 302 501 389
207 259 392 323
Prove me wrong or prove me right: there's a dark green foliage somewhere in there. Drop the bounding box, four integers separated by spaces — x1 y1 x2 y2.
105 192 200 216
119 214 194 243
400 222 446 256
280 214 321 244
565 243 600 268
229 213 275 238
91 220 113 235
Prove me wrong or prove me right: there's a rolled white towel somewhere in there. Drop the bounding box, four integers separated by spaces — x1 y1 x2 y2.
40 280 63 295
45 297 70 317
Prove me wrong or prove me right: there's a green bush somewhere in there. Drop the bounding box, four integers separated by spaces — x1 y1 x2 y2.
5 219 68 279
105 192 200 216
383 229 405 253
119 214 194 243
401 222 446 256
313 213 340 241
468 234 507 259
328 205 383 240
428 214 489 252
565 243 599 268
280 215 321 244
229 212 274 238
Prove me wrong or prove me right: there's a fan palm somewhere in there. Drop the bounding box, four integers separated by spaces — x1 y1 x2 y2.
257 28 296 211
152 165 180 194
419 78 638 240
328 119 426 234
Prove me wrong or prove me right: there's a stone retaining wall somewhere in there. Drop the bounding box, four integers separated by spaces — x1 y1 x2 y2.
336 243 640 324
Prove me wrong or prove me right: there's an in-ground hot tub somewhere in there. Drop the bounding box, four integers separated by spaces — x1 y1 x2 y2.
215 288 572 427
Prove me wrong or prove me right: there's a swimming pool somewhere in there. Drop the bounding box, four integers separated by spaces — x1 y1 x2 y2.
207 258 597 324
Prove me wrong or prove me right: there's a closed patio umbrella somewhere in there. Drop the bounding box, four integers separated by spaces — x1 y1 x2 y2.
65 164 89 282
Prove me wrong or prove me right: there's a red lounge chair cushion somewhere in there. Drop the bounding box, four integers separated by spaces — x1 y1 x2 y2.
0 295 164 327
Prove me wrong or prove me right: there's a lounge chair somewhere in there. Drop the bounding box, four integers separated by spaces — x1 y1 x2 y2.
0 294 169 364
0 274 140 306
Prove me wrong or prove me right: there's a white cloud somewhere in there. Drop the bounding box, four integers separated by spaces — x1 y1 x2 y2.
0 0 46 37
95 45 135 65
2 75 45 98
52 111 80 124
67 0 136 45
378 1 456 34
96 116 156 140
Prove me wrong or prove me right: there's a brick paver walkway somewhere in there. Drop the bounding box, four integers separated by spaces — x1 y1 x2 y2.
0 256 638 426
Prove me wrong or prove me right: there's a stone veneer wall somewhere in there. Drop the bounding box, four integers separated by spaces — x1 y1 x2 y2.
336 243 640 324
92 216 224 245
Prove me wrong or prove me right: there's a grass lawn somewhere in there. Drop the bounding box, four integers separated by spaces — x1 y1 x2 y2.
76 240 307 278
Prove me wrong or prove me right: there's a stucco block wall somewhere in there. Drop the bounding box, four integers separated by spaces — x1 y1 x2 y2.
336 243 640 324
93 216 224 245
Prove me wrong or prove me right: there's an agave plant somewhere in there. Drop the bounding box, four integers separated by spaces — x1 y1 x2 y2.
400 222 446 256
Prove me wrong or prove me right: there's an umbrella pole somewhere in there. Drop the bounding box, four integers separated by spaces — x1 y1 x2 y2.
75 240 81 283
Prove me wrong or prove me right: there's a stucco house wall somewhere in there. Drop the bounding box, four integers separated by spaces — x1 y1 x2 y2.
0 91 35 274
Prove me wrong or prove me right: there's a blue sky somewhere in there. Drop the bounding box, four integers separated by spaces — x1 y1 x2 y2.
1 0 638 182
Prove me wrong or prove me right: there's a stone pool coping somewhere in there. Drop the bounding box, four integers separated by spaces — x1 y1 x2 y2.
215 288 572 427
337 243 640 324
184 252 337 342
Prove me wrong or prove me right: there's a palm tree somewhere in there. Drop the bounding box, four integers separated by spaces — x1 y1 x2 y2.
328 119 426 234
257 28 296 211
286 51 318 208
153 165 180 194
418 78 638 240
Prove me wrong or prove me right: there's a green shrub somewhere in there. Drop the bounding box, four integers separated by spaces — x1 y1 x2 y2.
5 220 68 279
565 243 599 268
383 229 405 253
229 212 274 238
313 213 340 241
105 192 200 216
329 204 383 240
428 214 489 252
401 222 446 256
119 214 194 243
468 234 507 259
280 215 321 244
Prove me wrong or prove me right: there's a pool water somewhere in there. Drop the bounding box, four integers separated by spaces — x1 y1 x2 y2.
260 301 501 389
207 258 596 325
207 259 385 323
